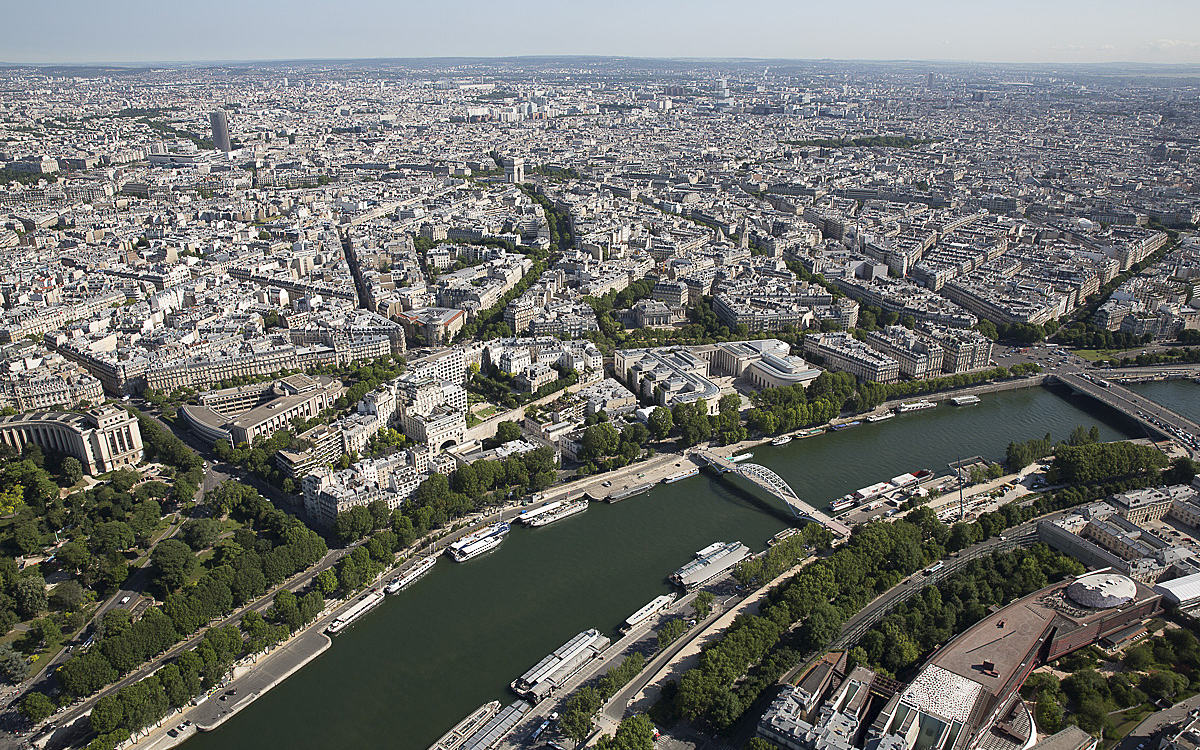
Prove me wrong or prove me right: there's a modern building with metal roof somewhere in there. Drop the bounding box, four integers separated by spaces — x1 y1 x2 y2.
868 569 1160 750
1154 571 1200 609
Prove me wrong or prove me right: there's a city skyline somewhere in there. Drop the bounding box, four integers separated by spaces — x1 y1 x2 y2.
2 22 1200 750
3 0 1200 66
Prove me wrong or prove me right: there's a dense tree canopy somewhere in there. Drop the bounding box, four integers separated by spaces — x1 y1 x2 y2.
647 407 673 441
180 518 222 551
595 714 656 750
1052 442 1168 484
56 481 327 700
149 540 197 594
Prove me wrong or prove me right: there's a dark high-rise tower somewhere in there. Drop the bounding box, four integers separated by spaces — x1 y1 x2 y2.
209 109 231 152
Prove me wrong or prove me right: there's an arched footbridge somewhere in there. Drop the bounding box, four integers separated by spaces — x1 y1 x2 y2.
696 451 851 538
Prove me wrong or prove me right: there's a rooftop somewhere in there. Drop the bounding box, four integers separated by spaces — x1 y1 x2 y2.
1067 572 1137 609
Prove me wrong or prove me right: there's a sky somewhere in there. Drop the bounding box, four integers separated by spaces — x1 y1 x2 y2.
4 0 1200 66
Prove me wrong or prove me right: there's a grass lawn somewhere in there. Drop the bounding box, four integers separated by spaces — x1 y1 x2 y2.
1101 704 1156 749
474 404 502 419
192 550 216 573
1 626 66 678
1073 349 1129 362
26 647 59 675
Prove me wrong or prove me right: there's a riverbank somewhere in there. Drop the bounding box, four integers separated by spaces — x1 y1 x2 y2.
496 588 706 750
693 374 1051 466
486 374 1055 516
193 629 332 732
116 517 508 750
540 450 689 504
617 558 813 722
850 373 1048 420
179 383 1145 750
132 627 332 750
121 495 548 750
121 375 1072 750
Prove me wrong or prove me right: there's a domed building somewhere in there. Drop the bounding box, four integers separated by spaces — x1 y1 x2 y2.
1066 572 1138 609
871 568 1161 750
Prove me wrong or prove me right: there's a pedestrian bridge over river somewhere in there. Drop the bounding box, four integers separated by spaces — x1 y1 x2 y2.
695 451 852 538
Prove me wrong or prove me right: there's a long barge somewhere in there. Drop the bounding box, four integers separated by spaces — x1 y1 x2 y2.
670 541 751 589
622 594 675 632
768 527 802 546
458 700 532 750
607 483 653 502
527 498 588 527
663 467 699 484
326 590 384 635
511 629 610 701
446 522 510 562
428 701 502 750
386 554 438 593
518 500 564 525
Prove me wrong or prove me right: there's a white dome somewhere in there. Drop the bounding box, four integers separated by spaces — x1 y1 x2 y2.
1067 572 1137 609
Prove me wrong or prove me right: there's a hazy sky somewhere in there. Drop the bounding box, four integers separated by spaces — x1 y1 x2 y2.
5 0 1200 65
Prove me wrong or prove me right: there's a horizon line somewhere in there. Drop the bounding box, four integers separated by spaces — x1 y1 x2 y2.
2 54 1200 70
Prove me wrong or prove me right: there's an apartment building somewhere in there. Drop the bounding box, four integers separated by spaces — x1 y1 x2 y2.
803 332 900 383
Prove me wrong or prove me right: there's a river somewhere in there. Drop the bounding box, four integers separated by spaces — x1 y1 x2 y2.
184 384 1141 750
1126 378 1200 426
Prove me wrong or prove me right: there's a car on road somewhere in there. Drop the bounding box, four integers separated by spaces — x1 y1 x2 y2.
119 596 131 605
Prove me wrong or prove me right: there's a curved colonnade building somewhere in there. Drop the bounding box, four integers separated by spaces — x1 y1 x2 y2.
0 405 143 475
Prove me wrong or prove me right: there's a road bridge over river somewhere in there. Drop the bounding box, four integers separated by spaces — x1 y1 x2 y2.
1053 371 1200 451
